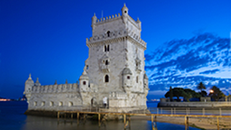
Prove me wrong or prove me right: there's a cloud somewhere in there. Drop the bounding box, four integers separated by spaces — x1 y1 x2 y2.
145 33 231 93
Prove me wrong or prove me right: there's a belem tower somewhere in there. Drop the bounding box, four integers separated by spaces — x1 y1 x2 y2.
24 4 149 112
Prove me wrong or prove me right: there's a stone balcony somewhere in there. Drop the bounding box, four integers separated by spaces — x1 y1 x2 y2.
101 65 110 73
136 66 141 74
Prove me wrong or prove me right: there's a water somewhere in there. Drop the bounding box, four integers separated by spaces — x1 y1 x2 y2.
0 101 200 130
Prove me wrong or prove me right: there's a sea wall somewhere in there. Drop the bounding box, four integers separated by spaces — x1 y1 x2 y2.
158 101 231 108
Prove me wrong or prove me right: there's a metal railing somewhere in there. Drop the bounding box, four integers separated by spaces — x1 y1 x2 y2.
53 105 231 116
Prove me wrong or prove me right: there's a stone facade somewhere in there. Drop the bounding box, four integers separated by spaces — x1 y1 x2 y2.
24 4 149 112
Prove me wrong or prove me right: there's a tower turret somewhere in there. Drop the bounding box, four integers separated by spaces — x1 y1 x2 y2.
121 3 128 24
79 66 89 92
24 74 34 103
91 13 97 35
121 3 128 16
136 17 141 31
34 77 41 86
143 73 149 96
122 66 132 92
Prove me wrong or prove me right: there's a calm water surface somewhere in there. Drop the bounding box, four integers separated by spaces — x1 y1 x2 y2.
0 101 200 130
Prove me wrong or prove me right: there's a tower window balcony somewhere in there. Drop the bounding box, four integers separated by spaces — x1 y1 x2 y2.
101 64 110 73
136 65 142 73
135 57 141 74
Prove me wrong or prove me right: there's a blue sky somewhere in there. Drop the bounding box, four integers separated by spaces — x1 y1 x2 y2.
0 0 230 99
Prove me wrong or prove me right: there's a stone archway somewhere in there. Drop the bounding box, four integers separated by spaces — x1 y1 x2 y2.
91 97 97 107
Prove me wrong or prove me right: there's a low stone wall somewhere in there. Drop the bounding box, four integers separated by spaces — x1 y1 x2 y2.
158 101 231 108
25 110 58 117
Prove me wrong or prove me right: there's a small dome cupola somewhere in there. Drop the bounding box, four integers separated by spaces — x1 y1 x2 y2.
144 73 148 80
35 77 41 86
24 73 35 96
25 73 34 85
122 65 133 91
122 67 132 75
79 66 89 92
143 73 149 91
121 3 128 16
79 67 89 80
91 13 97 33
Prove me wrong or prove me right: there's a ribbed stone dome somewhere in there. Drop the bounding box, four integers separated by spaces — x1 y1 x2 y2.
122 67 132 75
25 79 34 84
79 74 89 80
144 73 148 79
25 74 34 84
79 68 89 80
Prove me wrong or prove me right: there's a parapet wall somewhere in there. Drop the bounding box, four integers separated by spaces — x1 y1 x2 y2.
31 83 79 93
158 101 231 108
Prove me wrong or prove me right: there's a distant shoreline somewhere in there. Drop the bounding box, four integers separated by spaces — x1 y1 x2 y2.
158 101 231 108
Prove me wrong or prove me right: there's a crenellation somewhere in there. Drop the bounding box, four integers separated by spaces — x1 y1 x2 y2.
30 83 79 94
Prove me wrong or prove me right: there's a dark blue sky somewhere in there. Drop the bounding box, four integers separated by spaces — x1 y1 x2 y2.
0 0 230 99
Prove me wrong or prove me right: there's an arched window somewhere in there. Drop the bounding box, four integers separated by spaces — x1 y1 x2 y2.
105 60 109 65
104 45 110 52
107 31 110 37
127 76 130 79
41 101 45 106
105 75 109 83
83 81 86 85
59 102 63 106
69 102 73 107
105 45 107 52
34 101 37 106
136 76 139 83
50 101 54 106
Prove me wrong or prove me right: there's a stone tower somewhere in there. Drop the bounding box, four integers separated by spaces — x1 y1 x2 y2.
23 4 149 112
85 4 149 108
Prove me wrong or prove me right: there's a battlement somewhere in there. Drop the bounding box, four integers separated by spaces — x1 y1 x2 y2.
95 13 121 24
93 14 139 27
31 83 79 93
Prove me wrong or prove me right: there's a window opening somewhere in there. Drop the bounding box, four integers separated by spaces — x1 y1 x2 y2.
50 101 54 106
127 76 130 79
69 102 73 107
105 75 109 83
136 76 139 83
104 45 110 52
41 101 45 106
59 102 63 106
107 31 110 37
83 81 86 85
105 60 109 65
34 102 37 106
105 45 107 52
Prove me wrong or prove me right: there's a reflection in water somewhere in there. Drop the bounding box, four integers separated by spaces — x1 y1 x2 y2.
21 115 197 130
0 102 200 130
22 115 153 130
